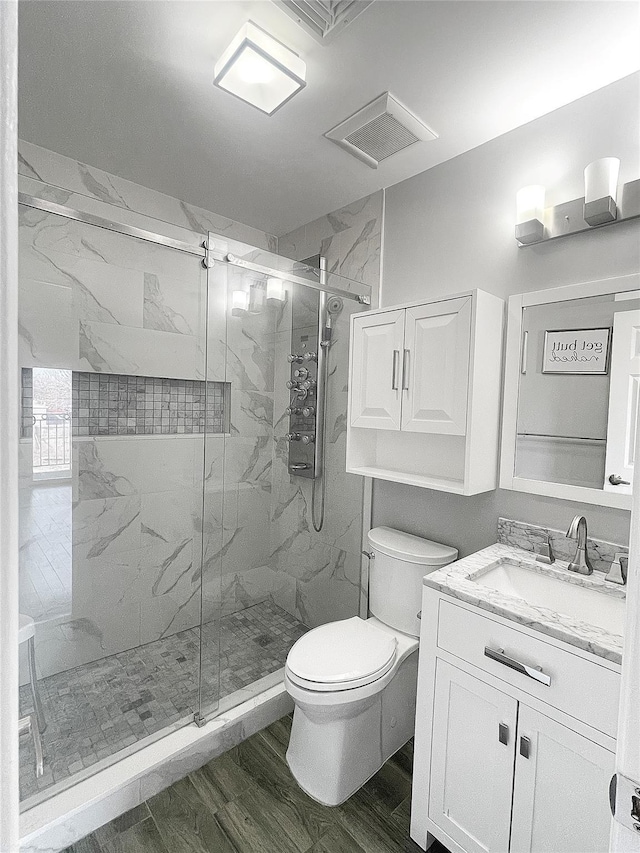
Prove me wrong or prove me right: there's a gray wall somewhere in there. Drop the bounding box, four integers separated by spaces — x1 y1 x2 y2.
374 73 640 555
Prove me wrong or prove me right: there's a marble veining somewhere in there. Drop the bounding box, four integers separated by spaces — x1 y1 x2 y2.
425 543 626 663
497 516 628 574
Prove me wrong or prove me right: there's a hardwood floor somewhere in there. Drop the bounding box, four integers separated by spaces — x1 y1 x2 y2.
62 715 447 853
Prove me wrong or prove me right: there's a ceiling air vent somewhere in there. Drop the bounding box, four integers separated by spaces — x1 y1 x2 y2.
325 92 438 169
275 1 374 44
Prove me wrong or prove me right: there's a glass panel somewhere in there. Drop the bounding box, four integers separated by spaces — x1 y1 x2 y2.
17 205 209 803
198 234 369 719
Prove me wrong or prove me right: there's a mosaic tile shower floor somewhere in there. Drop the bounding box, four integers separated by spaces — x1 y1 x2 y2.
19 601 307 802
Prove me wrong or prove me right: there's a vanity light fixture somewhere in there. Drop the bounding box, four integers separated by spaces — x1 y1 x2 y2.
515 159 639 247
248 282 266 314
213 22 306 115
584 157 620 226
515 185 546 244
231 290 249 316
266 276 286 304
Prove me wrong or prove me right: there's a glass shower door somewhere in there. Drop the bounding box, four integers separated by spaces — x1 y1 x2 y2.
17 202 212 802
197 234 370 721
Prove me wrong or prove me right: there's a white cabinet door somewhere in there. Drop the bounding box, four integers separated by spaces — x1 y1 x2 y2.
429 661 517 853
350 309 405 430
510 705 614 853
604 309 640 495
401 297 472 434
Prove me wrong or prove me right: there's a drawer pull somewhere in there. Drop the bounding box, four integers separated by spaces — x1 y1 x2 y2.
484 646 551 687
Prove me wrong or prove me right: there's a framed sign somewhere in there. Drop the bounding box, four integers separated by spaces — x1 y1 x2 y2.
542 327 611 375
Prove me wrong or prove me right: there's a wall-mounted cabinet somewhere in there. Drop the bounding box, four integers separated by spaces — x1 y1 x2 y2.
346 289 504 494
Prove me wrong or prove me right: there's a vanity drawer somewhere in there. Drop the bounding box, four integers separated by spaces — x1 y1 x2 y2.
437 599 620 738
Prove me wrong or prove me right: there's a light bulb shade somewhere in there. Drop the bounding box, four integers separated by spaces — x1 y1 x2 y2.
266 277 285 303
584 157 620 226
214 22 306 115
248 283 265 314
232 290 249 316
515 185 545 244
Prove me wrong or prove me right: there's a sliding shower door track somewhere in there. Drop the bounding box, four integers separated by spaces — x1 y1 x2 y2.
18 193 206 258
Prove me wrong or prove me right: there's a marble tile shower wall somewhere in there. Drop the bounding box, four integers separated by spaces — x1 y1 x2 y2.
268 192 383 628
18 140 276 253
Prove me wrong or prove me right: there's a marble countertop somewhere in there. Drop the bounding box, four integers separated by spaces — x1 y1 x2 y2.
424 543 626 664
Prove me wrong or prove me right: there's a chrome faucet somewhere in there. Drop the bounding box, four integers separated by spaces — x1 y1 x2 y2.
566 515 593 575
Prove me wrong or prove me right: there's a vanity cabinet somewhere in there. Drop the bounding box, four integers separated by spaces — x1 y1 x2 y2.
346 290 504 494
412 593 619 853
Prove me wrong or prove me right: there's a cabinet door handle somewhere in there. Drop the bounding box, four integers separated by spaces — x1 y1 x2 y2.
609 474 631 486
498 722 509 746
392 350 400 390
484 646 551 686
520 735 531 759
402 349 410 390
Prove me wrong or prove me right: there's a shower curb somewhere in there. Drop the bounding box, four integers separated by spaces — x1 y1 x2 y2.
19 679 293 853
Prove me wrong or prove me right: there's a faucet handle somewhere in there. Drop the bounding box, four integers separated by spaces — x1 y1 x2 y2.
535 535 555 565
605 552 629 585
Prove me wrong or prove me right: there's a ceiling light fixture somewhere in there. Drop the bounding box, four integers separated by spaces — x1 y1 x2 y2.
213 22 306 115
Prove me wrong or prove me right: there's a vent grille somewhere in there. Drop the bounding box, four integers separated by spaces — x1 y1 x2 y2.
325 92 438 169
345 113 420 163
275 1 374 43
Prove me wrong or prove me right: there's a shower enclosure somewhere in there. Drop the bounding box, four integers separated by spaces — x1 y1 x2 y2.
16 195 371 805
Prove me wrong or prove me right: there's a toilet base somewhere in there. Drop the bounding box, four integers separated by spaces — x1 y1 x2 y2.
286 651 418 806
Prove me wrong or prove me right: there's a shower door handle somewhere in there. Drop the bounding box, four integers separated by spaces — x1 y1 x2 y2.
391 350 400 390
401 349 410 390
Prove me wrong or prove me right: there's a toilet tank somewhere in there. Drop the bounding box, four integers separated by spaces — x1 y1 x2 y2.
368 527 458 637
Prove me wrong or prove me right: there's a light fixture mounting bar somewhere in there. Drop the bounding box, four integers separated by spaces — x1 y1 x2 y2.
517 178 640 247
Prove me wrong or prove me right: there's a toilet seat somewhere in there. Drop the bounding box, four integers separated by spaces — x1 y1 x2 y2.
286 617 397 692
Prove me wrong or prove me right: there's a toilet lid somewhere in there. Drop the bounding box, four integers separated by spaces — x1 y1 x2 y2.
286 617 397 688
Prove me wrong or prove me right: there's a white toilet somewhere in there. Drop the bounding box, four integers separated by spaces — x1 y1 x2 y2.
284 526 458 806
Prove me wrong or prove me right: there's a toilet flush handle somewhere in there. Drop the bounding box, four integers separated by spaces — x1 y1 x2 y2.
361 551 375 560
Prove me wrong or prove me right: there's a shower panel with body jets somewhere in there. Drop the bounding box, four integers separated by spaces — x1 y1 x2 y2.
285 257 343 531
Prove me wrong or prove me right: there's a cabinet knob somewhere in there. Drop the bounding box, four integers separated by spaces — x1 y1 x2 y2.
498 723 509 746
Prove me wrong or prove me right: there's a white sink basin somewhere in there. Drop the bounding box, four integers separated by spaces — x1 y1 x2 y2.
475 561 625 635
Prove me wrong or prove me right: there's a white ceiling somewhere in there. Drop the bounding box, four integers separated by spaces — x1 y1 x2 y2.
17 0 640 236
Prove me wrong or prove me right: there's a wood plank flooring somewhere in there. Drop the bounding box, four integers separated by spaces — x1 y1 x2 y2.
62 715 448 853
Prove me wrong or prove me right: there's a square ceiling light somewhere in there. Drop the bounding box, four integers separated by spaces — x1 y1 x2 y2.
214 22 306 116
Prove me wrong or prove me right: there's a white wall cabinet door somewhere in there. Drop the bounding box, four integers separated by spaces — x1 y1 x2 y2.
350 309 405 430
510 705 614 853
401 297 472 434
428 661 517 853
604 309 640 495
